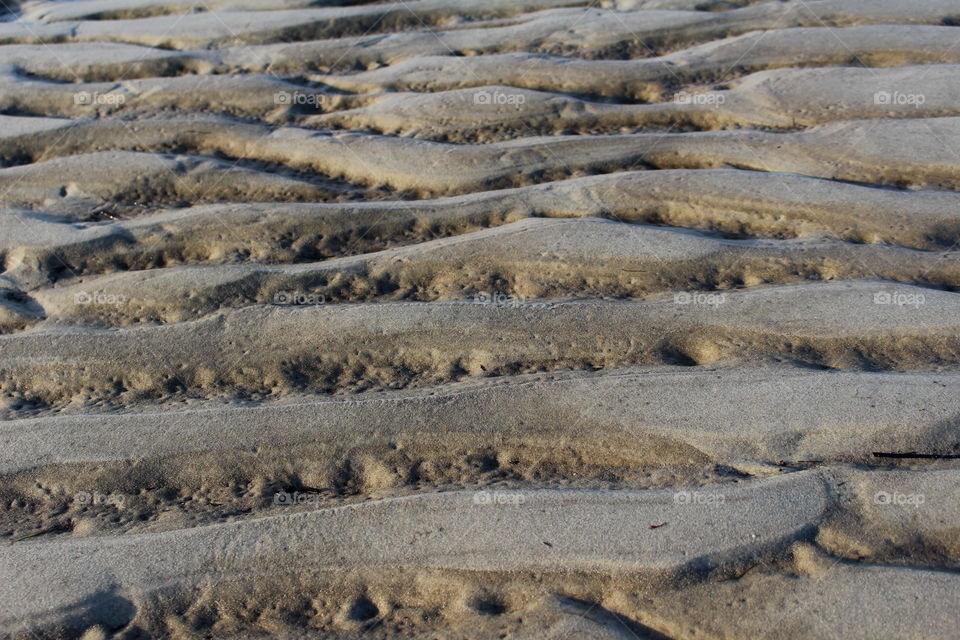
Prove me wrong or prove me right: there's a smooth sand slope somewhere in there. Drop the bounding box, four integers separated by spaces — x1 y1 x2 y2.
1 0 958 638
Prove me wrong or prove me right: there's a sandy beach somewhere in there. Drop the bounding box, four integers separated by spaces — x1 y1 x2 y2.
1 0 959 638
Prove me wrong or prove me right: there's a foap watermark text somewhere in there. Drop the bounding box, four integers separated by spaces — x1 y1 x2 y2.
874 291 925 309
473 291 547 308
874 91 926 107
473 491 525 506
674 91 726 106
674 291 726 307
273 291 327 305
74 91 126 106
473 90 527 106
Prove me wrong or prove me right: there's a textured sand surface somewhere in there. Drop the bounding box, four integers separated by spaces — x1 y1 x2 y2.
1 0 959 638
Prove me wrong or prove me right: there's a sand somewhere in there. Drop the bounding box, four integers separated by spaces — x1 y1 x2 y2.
1 0 959 638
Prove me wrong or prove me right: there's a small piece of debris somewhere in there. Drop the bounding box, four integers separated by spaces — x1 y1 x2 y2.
873 451 960 460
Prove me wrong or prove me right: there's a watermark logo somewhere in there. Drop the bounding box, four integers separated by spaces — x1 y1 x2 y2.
874 491 925 506
473 491 525 506
273 491 322 506
673 291 726 307
674 91 726 106
873 91 926 107
273 291 327 305
473 291 547 308
74 91 125 106
74 291 126 305
74 491 125 506
473 90 527 106
674 491 726 505
274 91 322 107
873 291 925 309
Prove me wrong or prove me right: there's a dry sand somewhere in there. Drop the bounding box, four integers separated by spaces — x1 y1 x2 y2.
1 0 959 638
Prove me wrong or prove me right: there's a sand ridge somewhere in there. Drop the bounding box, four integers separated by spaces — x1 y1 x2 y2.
1 0 959 638
5 115 960 195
